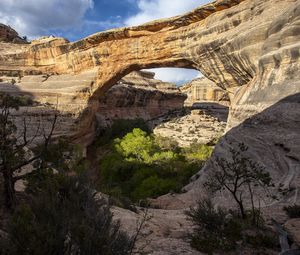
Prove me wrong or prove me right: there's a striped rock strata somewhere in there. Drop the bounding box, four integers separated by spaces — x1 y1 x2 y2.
0 0 299 140
0 0 300 253
0 0 299 213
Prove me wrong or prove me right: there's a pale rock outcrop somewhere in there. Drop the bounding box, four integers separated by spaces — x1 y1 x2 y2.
180 77 229 106
153 107 228 147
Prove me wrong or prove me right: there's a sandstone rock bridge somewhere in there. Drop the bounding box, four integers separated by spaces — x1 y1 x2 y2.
1 0 299 130
0 0 299 148
0 1 299 252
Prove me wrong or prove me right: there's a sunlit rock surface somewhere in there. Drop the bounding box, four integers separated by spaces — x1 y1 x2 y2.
0 0 300 253
180 77 229 107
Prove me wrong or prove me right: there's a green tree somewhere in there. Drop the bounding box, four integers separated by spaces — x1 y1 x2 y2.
204 143 272 221
2 172 134 255
115 128 156 162
99 130 211 202
186 199 241 254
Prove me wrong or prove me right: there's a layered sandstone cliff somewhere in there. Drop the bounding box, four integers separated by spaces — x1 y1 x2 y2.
180 77 229 106
96 71 186 127
0 0 298 202
0 69 185 144
0 0 298 137
0 0 300 253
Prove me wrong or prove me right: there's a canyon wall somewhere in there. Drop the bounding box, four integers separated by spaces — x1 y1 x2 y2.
0 1 299 253
96 71 186 127
0 0 299 136
0 0 299 209
0 70 185 144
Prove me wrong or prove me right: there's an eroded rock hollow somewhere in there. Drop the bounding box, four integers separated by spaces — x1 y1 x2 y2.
1 0 300 253
1 0 299 141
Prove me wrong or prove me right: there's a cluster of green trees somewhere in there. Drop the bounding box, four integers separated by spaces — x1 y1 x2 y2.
2 92 291 254
98 127 213 204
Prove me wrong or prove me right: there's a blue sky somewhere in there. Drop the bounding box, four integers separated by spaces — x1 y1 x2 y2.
0 0 211 84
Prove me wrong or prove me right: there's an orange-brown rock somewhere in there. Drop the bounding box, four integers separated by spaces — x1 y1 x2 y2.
0 0 299 201
0 0 299 210
180 77 229 106
1 0 299 138
0 0 299 253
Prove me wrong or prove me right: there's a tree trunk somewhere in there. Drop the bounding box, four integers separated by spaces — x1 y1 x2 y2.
2 169 16 210
247 183 256 225
232 193 246 219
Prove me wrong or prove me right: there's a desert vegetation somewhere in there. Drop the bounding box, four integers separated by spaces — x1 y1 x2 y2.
95 120 213 206
0 94 139 254
1 172 134 255
186 143 280 254
186 199 278 254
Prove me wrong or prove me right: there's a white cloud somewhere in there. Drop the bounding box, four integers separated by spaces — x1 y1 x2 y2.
0 0 93 38
125 0 211 26
150 68 202 85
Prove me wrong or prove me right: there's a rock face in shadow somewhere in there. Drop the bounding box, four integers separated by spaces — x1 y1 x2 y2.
153 93 300 212
96 71 186 127
0 70 186 145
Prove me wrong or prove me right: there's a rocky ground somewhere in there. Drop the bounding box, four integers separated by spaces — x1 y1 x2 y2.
152 104 228 147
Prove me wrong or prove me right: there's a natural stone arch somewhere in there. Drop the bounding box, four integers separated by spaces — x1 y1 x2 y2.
0 0 299 140
1 0 249 94
0 0 299 222
91 61 197 98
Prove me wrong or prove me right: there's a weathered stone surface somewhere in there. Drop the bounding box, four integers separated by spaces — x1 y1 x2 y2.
96 71 186 127
180 77 229 106
0 0 298 141
0 69 186 145
0 0 298 207
284 219 300 247
153 105 228 147
154 93 300 212
0 0 299 253
111 207 202 255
